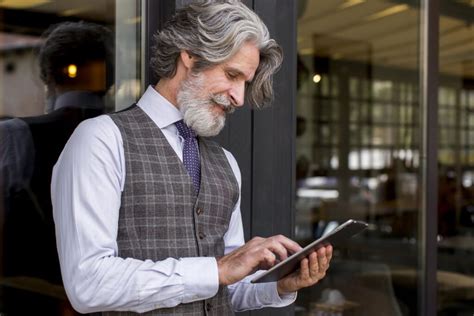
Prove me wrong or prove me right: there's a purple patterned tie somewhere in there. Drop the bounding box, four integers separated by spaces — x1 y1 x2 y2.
175 120 201 193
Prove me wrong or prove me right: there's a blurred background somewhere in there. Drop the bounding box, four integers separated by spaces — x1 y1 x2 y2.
294 1 473 315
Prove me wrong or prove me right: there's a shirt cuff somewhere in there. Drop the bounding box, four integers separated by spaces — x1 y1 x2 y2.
256 282 297 307
178 257 219 303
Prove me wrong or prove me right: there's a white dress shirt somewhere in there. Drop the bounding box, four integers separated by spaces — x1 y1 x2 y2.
51 86 296 314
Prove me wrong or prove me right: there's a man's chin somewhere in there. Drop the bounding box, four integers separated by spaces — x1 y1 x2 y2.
189 119 226 137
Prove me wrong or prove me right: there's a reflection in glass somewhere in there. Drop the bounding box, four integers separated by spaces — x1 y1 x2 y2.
296 0 421 315
0 1 141 314
437 1 474 314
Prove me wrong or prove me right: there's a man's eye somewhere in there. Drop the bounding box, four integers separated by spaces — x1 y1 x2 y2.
227 72 238 80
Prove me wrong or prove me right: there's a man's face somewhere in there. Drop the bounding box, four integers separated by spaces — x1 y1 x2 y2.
177 42 260 137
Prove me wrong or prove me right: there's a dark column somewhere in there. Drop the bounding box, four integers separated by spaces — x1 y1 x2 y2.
143 0 175 86
419 0 439 315
251 1 297 315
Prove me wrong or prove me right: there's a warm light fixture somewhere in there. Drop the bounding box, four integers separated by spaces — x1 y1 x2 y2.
0 0 50 9
60 6 94 17
366 4 409 21
339 0 365 10
124 16 142 25
67 64 77 78
313 74 322 83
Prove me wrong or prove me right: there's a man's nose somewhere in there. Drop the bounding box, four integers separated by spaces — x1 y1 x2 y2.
229 81 245 107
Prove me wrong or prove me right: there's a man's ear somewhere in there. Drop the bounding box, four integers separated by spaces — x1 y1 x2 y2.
180 51 194 70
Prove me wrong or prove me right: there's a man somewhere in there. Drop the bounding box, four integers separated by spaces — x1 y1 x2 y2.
51 1 333 315
1 21 112 314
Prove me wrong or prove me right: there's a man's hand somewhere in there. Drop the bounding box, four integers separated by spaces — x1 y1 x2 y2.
277 245 333 295
217 235 302 286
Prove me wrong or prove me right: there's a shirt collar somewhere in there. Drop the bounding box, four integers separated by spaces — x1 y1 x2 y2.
49 91 105 112
137 85 182 129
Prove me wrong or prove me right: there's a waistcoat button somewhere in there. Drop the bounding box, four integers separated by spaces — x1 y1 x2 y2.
196 207 203 215
198 232 206 239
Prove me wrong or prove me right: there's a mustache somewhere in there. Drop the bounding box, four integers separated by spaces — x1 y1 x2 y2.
210 94 235 114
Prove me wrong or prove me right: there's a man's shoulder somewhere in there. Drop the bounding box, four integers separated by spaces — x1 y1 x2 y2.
107 104 138 118
0 117 29 135
72 113 120 144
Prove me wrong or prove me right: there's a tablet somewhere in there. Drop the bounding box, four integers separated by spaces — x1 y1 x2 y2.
250 219 368 283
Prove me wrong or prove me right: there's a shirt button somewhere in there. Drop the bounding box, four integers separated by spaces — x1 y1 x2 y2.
198 232 206 239
206 302 212 311
196 207 203 215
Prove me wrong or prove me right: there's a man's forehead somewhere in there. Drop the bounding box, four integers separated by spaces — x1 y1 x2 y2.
222 43 260 80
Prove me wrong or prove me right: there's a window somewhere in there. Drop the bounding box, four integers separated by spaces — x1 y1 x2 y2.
0 1 143 314
296 1 474 315
296 1 422 314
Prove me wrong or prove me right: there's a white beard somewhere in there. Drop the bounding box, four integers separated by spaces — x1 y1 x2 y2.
177 73 235 137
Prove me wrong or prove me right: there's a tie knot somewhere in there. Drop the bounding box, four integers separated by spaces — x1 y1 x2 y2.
175 120 196 140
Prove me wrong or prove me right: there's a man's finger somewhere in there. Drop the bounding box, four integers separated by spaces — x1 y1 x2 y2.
264 239 289 261
273 235 303 254
326 245 333 261
300 257 310 280
261 249 277 269
308 251 320 278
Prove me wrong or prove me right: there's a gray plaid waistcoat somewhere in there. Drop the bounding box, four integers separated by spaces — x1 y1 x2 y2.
104 105 239 316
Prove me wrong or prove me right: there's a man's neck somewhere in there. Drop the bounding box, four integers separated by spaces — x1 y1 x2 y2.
154 80 179 108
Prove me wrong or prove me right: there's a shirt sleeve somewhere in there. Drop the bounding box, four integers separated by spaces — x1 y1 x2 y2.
51 116 219 314
222 150 297 311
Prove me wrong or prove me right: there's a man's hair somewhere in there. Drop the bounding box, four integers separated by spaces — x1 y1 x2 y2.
150 0 283 108
38 21 113 87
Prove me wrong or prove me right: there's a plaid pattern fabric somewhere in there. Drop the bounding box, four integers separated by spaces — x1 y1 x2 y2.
103 105 239 316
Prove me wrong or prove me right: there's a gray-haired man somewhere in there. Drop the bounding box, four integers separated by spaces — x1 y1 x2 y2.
52 1 332 315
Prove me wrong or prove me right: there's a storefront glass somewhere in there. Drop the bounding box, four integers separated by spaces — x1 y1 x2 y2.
296 1 422 314
0 1 142 314
437 2 474 314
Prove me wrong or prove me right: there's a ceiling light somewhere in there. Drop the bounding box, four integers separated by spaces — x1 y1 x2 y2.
67 64 77 78
339 0 365 10
313 74 322 83
124 16 142 25
366 4 409 21
0 0 50 9
60 7 91 17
